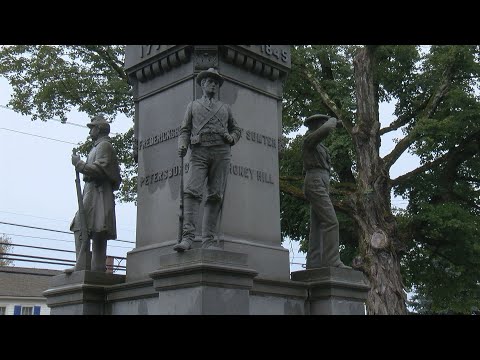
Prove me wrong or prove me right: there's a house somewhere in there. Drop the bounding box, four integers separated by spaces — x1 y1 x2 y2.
0 266 63 315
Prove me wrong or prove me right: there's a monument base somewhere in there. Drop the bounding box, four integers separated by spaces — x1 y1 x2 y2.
43 271 125 315
150 249 257 315
126 238 290 283
43 257 368 315
291 267 370 315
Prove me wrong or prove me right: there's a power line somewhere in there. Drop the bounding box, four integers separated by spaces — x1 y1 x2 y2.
0 210 71 223
0 241 127 261
0 104 119 135
0 241 74 253
5 252 75 263
0 257 74 267
0 104 88 129
0 221 135 244
0 127 78 145
0 232 134 250
0 209 136 233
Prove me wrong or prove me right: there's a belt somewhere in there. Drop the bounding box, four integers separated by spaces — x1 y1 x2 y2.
191 132 224 144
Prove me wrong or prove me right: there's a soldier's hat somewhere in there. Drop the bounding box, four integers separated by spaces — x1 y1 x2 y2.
196 68 224 87
87 114 109 128
304 114 330 127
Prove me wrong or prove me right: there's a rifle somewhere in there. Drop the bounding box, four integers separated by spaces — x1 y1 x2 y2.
178 155 184 244
73 149 91 271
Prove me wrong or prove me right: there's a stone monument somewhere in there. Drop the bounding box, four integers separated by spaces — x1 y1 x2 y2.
125 46 292 283
44 45 369 315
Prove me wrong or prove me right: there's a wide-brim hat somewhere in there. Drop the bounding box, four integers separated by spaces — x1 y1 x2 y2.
196 68 224 87
304 114 330 127
87 114 109 128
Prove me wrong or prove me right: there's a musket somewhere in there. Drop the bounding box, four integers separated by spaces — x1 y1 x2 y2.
73 149 91 271
178 155 184 244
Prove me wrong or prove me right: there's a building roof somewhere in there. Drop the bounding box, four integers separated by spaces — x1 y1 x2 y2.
0 266 63 297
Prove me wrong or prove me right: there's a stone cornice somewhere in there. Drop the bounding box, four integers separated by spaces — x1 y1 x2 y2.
125 45 290 84
220 45 290 81
126 45 192 83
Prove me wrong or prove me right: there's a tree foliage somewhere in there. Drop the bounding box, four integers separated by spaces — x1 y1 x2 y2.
280 45 480 314
0 233 13 266
0 45 137 203
1 45 479 314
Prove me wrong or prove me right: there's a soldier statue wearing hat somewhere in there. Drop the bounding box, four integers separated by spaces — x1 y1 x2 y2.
302 114 350 269
174 68 242 252
68 114 122 272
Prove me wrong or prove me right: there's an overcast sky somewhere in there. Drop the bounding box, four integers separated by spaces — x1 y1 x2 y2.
0 76 419 274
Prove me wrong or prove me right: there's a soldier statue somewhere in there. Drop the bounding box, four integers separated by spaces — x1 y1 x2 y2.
302 114 350 269
68 114 122 272
174 68 242 252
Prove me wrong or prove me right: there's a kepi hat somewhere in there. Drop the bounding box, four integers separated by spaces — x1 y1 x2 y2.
304 114 330 127
196 68 224 87
87 114 109 128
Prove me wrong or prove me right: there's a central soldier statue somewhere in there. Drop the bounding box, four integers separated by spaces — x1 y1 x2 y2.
174 68 242 252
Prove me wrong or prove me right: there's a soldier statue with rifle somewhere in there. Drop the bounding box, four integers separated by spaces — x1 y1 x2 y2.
174 68 242 252
67 114 122 273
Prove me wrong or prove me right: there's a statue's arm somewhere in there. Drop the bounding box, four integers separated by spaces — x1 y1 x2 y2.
75 142 113 180
304 118 337 149
227 105 242 145
178 102 193 149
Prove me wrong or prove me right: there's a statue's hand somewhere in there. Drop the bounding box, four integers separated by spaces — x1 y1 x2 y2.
223 133 234 144
71 154 81 166
178 146 187 158
325 117 337 129
336 119 343 128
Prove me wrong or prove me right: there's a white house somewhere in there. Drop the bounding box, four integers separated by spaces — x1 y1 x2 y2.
0 266 62 315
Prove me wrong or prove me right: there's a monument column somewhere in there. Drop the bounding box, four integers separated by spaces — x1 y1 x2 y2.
124 45 292 282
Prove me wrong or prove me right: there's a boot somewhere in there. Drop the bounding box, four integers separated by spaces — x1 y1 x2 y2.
65 231 91 273
174 196 201 252
65 232 81 273
201 200 222 250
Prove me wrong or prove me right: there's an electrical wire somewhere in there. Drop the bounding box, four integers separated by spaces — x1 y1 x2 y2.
0 221 135 244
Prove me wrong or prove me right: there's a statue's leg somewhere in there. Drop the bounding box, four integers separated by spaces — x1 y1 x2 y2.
69 230 92 272
174 147 207 252
201 145 230 249
174 195 202 251
305 172 343 268
306 206 322 268
91 233 107 272
202 199 222 249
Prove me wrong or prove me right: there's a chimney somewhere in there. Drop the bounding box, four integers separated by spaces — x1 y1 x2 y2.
106 256 114 273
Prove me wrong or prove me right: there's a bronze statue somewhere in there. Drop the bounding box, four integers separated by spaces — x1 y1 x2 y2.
174 68 242 252
302 114 350 269
68 114 122 272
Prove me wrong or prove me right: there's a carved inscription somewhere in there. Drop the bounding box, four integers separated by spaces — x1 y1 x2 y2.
239 45 291 66
140 163 190 187
138 127 180 151
229 163 274 185
140 45 176 59
244 129 277 149
140 162 274 188
259 45 288 63
139 127 277 152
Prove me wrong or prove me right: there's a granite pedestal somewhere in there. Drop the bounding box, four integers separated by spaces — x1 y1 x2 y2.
43 271 125 315
150 249 257 315
291 267 370 315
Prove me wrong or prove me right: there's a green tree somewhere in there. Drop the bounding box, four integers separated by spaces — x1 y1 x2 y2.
0 234 14 266
0 45 137 202
280 45 480 314
1 45 479 314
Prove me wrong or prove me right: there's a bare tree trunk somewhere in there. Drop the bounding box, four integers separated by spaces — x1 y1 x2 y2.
352 47 407 315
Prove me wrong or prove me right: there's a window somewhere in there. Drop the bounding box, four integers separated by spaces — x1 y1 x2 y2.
14 305 41 315
0 307 6 315
21 306 33 315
